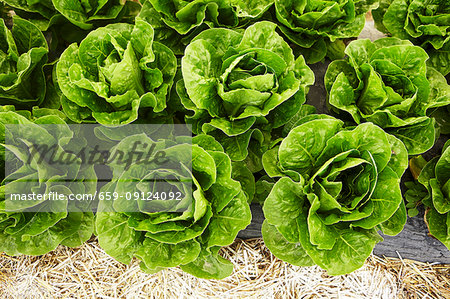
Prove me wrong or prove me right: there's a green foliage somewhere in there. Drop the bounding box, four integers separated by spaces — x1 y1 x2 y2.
138 0 377 61
178 21 314 170
0 107 95 255
325 38 450 155
428 105 450 135
0 16 48 107
262 117 408 275
95 134 251 279
274 0 378 63
405 141 450 250
1 0 140 31
373 0 450 76
56 18 177 125
146 0 238 35
137 0 272 55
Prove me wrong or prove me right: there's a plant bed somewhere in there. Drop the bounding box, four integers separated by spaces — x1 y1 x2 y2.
0 3 449 279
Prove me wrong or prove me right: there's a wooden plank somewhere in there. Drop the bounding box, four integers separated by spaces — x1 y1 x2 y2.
238 204 450 264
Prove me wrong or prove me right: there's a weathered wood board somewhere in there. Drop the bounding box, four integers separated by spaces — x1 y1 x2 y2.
238 205 450 264
237 25 450 264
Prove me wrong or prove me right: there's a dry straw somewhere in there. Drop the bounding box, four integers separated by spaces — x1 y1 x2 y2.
0 238 448 298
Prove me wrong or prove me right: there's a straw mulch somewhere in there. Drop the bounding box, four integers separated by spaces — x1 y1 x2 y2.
0 238 448 298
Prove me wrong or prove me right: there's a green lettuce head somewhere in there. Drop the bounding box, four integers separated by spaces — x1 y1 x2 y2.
262 116 408 275
0 107 96 255
95 134 251 279
178 21 314 170
406 140 450 250
274 0 378 63
373 0 450 77
325 38 450 155
56 18 177 125
0 16 48 108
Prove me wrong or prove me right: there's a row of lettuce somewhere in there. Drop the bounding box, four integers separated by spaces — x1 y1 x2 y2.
2 0 449 71
0 0 449 278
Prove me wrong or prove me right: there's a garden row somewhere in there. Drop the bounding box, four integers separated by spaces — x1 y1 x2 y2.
0 0 449 279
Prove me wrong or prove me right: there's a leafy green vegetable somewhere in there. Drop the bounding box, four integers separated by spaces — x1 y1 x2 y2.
138 0 272 55
1 0 140 31
405 140 450 250
325 38 450 155
262 116 408 275
56 19 177 125
95 133 251 279
0 107 95 255
274 0 378 63
145 0 237 35
0 16 48 108
178 21 314 171
373 0 450 77
1 0 56 22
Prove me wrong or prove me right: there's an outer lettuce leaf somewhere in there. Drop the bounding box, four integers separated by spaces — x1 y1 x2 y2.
262 117 407 275
325 38 450 155
178 21 314 171
407 142 450 250
262 220 314 266
427 105 450 135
